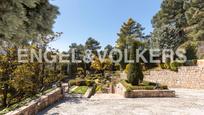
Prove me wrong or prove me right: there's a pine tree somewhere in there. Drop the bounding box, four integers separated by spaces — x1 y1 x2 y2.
0 0 59 45
85 37 101 54
152 0 187 50
184 0 204 41
152 0 204 52
116 18 145 70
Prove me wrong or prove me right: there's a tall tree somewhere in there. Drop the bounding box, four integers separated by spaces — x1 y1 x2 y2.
184 0 204 41
85 37 101 54
0 0 59 45
152 0 204 53
104 44 114 56
116 18 145 70
152 0 187 50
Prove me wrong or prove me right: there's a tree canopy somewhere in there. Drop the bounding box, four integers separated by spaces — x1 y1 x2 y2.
0 0 59 44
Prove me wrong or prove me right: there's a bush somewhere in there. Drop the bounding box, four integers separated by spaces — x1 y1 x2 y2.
184 60 197 66
11 64 38 95
125 64 131 74
120 80 168 90
127 63 144 85
160 63 170 69
170 62 183 71
68 80 76 86
77 67 84 74
75 79 86 86
85 80 95 86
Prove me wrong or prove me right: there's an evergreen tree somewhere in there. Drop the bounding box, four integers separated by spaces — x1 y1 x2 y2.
0 0 59 45
184 0 204 41
127 41 144 85
85 37 101 53
104 44 114 56
116 18 145 70
152 0 204 52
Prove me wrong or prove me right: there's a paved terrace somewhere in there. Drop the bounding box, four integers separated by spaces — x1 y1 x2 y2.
38 88 204 115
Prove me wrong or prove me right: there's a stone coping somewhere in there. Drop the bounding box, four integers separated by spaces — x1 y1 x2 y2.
125 90 176 98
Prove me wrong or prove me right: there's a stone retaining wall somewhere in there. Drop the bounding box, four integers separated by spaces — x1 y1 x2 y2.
6 88 64 115
145 66 204 89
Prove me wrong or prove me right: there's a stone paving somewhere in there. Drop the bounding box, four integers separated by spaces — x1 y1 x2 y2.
38 88 204 115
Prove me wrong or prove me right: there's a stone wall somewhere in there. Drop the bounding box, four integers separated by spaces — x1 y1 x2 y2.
145 66 204 89
6 88 64 115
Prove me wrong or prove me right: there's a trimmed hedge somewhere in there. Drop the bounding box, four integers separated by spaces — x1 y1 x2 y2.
68 79 95 87
120 80 168 91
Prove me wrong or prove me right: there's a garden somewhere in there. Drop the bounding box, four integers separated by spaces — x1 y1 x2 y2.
0 0 203 114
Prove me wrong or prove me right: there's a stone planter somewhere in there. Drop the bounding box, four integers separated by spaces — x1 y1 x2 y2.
115 83 175 98
125 90 175 98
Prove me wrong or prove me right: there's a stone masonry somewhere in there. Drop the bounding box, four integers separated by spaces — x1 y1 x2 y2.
145 66 204 89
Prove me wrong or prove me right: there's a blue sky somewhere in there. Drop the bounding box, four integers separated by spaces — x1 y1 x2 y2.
50 0 162 51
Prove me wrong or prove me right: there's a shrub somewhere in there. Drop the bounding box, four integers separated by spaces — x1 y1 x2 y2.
85 80 95 86
125 64 131 73
127 63 144 85
160 63 170 69
170 62 183 71
77 67 84 74
68 80 76 86
11 64 38 95
184 60 197 66
75 79 86 86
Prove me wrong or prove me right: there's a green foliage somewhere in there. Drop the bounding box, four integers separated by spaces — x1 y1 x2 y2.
170 62 183 71
0 0 59 44
85 37 101 52
116 18 145 70
68 80 76 87
71 86 88 95
11 64 38 95
75 79 86 86
185 43 198 60
121 80 168 91
127 42 144 85
152 0 204 51
85 80 95 86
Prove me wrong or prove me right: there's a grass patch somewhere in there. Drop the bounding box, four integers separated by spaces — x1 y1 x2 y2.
71 86 88 95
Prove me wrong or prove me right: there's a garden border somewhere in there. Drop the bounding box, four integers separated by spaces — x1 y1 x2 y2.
115 83 175 98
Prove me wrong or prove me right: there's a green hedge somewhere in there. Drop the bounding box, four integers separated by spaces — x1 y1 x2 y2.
120 80 168 91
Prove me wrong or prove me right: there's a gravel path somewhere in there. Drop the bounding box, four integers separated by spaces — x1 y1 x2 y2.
38 89 204 115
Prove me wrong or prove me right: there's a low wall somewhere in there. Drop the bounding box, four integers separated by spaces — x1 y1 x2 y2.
145 66 204 89
6 88 64 115
115 83 175 98
125 90 175 98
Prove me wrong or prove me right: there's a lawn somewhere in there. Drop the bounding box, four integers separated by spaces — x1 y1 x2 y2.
71 86 89 95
